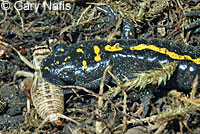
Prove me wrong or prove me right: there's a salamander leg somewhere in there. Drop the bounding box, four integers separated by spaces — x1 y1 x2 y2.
139 87 153 117
96 5 118 24
96 5 135 39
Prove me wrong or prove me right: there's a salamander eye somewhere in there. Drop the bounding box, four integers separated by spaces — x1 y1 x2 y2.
53 44 68 55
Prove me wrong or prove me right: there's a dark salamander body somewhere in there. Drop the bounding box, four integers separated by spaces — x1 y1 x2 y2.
41 39 200 91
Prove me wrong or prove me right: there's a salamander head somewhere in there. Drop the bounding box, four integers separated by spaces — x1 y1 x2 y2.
41 46 76 86
41 62 76 85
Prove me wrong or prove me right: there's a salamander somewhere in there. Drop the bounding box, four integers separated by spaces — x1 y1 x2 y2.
41 38 200 91
41 6 200 92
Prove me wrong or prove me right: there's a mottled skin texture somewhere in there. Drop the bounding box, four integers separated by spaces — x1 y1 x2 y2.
41 38 200 91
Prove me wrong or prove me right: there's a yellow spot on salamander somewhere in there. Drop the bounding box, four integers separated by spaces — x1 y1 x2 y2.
82 60 88 70
64 56 71 61
105 43 123 52
44 66 50 71
51 63 54 66
129 32 133 36
76 48 84 54
60 48 64 52
93 45 101 62
80 44 84 47
130 44 200 64
64 72 67 75
62 62 66 65
40 67 43 69
55 61 59 65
